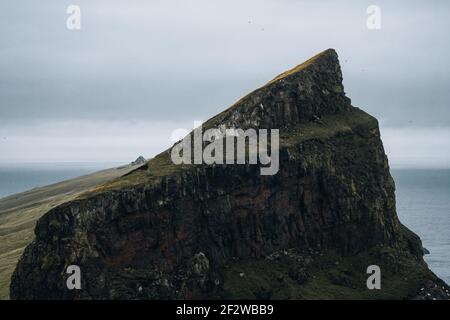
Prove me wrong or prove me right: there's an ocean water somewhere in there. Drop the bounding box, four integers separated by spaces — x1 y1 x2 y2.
392 169 450 285
0 165 448 285
0 162 120 199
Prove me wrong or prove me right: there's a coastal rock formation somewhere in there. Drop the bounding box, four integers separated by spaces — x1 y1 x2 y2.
131 156 146 166
10 49 449 300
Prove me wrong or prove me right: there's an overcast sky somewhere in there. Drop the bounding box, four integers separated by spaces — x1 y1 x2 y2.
0 0 449 167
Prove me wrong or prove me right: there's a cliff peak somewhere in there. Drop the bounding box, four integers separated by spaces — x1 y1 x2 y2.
205 49 350 131
268 48 338 84
10 49 449 300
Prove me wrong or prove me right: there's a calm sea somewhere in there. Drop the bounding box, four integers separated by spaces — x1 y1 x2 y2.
0 165 448 284
392 169 450 285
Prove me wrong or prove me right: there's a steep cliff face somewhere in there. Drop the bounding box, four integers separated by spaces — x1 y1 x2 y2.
10 49 449 300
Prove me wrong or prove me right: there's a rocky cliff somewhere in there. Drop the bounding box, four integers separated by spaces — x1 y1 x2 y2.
10 49 449 300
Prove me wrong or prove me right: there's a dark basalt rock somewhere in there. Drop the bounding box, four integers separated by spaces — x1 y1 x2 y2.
10 49 449 300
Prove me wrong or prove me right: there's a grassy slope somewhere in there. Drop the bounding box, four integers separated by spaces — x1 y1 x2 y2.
0 164 138 299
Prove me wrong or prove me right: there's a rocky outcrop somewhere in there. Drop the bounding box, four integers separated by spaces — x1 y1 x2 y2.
131 156 146 166
10 49 449 300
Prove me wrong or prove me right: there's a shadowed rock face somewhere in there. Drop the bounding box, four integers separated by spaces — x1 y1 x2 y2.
10 49 449 300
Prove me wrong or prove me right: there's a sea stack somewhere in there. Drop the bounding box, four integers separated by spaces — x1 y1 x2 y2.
10 49 449 300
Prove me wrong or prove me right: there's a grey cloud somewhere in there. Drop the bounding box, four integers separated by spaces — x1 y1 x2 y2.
0 0 449 164
1 0 449 125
